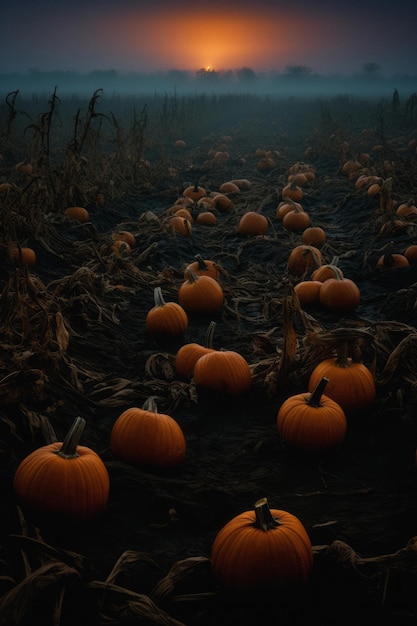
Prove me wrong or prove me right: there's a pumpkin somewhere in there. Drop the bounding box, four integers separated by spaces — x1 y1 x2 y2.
8 244 37 266
15 160 33 175
311 259 343 282
175 320 216 379
396 199 417 217
184 254 221 280
196 211 217 225
302 226 326 246
282 206 311 231
110 397 186 469
287 245 322 276
404 244 417 264
294 280 322 307
194 348 252 395
212 193 234 211
110 239 131 255
65 206 90 222
277 377 347 450
183 182 206 202
211 497 313 590
238 211 269 235
376 242 410 269
308 343 376 412
178 269 223 316
111 230 136 248
168 215 192 237
219 181 240 194
318 266 360 313
282 179 303 201
174 207 194 221
13 417 109 520
146 287 188 338
276 199 303 222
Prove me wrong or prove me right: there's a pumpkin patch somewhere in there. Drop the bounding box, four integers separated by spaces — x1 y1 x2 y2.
1 91 417 626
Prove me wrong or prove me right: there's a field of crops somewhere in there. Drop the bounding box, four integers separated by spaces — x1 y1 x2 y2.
1 88 417 625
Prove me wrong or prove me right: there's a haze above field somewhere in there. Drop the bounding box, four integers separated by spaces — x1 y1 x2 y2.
1 0 416 83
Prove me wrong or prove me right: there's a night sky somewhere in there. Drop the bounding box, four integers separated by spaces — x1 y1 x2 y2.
2 0 417 76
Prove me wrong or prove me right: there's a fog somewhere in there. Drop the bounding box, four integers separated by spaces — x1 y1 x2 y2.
1 67 416 100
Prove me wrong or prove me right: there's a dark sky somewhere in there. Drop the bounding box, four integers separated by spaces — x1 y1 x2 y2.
2 0 417 76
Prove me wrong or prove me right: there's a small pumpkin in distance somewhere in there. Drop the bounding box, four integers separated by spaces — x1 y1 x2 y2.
146 287 188 338
184 254 221 280
8 244 37 266
211 497 313 590
237 211 269 235
13 416 110 520
183 182 206 202
111 397 186 469
277 377 347 450
302 226 326 246
287 244 323 276
65 206 90 223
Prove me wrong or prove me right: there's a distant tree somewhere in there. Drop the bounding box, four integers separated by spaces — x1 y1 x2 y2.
236 66 257 82
196 67 218 79
284 64 313 78
166 69 191 83
362 62 381 78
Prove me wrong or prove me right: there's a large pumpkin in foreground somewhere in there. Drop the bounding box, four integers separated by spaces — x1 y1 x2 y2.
13 417 110 520
211 497 313 590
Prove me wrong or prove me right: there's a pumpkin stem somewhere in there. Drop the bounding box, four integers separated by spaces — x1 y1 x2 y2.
57 416 85 458
308 377 329 407
194 254 208 270
335 342 350 368
142 396 158 412
186 268 199 283
153 286 166 307
205 320 217 348
254 497 280 531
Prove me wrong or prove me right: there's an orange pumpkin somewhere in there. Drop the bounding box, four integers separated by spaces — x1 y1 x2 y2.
194 349 252 395
146 287 188 338
282 206 311 231
294 280 322 307
65 206 90 222
110 397 186 469
282 179 303 201
211 497 313 590
308 343 376 413
183 183 206 202
287 245 322 276
318 267 360 313
168 215 192 237
238 211 269 235
196 211 217 225
302 226 326 246
13 417 110 520
178 270 224 315
277 377 347 450
184 255 220 280
9 245 37 266
175 320 216 379
111 230 136 248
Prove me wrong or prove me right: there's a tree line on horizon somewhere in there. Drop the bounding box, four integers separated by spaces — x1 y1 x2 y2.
1 62 416 97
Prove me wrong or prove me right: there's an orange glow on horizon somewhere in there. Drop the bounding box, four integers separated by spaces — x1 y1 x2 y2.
97 8 342 73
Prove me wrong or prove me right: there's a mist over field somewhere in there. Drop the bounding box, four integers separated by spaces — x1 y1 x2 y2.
1 67 416 100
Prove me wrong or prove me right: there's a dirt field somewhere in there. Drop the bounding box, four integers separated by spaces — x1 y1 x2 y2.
1 92 417 625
